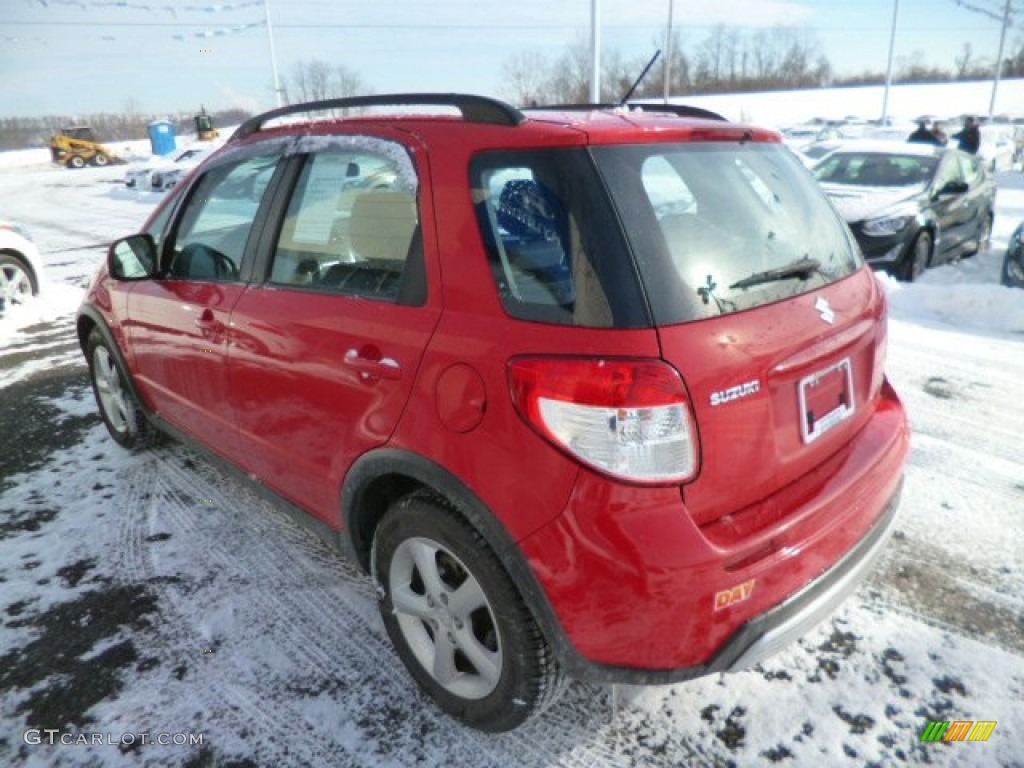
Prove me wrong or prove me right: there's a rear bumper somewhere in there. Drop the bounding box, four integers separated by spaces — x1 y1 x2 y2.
518 379 909 684
708 479 899 673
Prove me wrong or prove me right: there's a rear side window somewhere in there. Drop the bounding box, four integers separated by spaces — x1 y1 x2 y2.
471 149 649 328
594 142 862 323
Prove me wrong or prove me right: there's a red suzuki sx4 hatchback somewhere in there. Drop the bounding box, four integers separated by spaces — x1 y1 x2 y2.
78 95 910 732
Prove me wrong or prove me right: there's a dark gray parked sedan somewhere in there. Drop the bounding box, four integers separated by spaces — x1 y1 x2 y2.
814 141 996 281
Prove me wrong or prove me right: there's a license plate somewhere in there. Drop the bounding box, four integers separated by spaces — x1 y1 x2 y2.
799 358 854 443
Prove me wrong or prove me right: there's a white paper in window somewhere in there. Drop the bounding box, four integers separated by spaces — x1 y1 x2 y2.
292 155 352 244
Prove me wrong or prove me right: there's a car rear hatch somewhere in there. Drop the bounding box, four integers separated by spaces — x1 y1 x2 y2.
592 138 886 531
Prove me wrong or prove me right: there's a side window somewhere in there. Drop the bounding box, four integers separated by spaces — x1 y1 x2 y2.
933 155 964 191
268 141 421 303
167 154 279 282
471 148 649 329
477 167 577 314
958 153 983 185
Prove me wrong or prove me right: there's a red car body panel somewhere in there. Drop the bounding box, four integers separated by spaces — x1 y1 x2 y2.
126 280 246 456
519 379 908 669
227 286 441 524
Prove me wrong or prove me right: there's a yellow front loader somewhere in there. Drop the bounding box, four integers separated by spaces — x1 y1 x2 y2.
49 127 122 168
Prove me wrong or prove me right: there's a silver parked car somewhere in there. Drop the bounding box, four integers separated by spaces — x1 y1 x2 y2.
0 221 45 315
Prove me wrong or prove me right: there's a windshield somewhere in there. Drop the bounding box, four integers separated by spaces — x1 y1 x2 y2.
592 142 861 322
814 152 938 187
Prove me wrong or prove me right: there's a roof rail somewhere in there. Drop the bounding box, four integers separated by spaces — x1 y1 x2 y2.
526 102 727 122
231 93 526 141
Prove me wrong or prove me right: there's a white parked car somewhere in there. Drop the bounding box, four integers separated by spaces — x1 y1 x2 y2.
781 124 845 151
796 138 847 167
124 145 219 191
0 221 45 315
978 124 1016 172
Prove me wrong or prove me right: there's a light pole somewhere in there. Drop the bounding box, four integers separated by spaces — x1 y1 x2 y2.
590 0 601 102
881 0 900 124
989 0 1013 116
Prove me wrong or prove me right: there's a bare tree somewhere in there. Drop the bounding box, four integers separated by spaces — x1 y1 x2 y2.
283 59 370 107
545 38 591 103
500 51 551 105
307 59 331 102
955 42 975 77
334 64 366 98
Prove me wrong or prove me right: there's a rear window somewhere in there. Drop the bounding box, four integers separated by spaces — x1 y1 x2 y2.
470 149 649 328
593 142 862 323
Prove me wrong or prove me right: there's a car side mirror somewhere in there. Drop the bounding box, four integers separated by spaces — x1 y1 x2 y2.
109 234 158 280
935 180 968 198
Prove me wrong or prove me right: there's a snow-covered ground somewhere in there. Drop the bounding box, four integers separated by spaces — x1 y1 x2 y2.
1 113 1022 767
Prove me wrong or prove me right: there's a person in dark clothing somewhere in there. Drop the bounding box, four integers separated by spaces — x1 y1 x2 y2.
954 117 981 154
908 120 942 145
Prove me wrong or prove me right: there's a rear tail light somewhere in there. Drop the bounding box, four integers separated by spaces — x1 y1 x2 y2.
508 357 698 484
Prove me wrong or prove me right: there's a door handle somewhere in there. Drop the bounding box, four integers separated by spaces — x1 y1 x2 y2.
344 348 401 382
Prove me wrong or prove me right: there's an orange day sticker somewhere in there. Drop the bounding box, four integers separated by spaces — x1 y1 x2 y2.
714 579 756 611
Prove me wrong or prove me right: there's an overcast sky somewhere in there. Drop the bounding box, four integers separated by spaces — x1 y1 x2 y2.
0 0 1016 119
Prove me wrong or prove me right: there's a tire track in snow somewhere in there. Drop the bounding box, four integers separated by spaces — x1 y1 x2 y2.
112 456 357 766
116 450 516 765
121 447 700 767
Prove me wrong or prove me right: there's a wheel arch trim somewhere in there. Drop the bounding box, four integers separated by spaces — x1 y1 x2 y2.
341 447 577 671
77 306 149 414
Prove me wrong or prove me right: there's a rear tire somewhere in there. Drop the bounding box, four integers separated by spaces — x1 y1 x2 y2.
86 329 155 450
900 231 931 282
971 212 993 256
68 155 86 169
372 494 565 732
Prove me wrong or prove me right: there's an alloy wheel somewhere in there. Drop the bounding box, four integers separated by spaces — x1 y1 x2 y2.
388 536 502 700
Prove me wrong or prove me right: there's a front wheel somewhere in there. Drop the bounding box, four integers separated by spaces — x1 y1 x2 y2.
0 253 38 305
900 231 931 282
86 329 155 449
1003 243 1024 288
93 153 109 167
372 494 565 732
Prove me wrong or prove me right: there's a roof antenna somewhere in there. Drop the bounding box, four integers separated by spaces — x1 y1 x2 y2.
620 49 662 106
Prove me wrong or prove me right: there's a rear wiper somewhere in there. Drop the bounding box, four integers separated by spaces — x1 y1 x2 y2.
728 257 822 290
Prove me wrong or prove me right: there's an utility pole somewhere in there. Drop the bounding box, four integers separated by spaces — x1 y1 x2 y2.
663 0 675 103
989 0 1012 116
264 0 284 107
953 0 1018 118
590 0 601 102
881 0 900 124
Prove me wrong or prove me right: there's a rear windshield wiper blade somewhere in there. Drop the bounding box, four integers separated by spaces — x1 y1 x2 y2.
728 257 822 290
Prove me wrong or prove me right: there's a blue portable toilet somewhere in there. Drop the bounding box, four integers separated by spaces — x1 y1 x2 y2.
147 120 176 156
